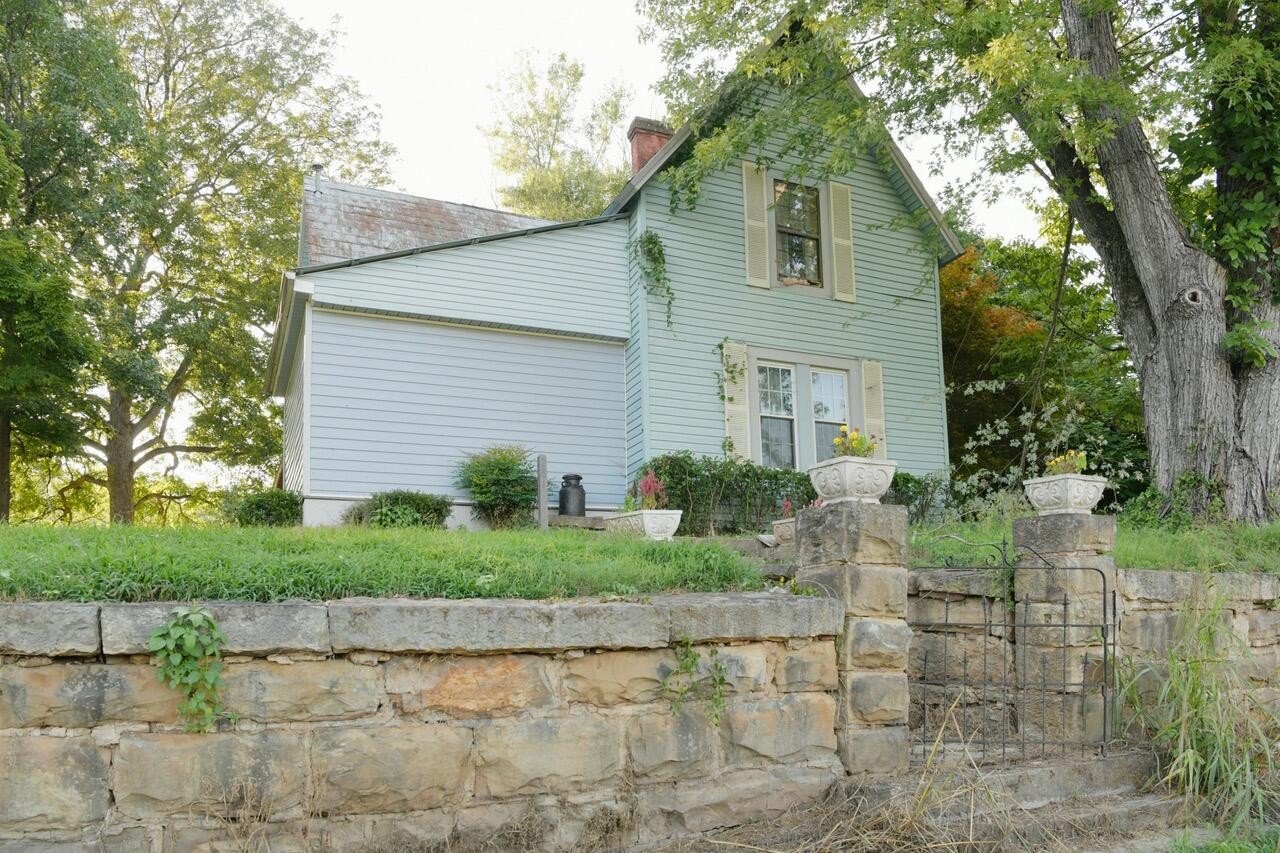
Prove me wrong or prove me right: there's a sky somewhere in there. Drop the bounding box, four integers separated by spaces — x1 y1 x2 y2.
274 0 1044 241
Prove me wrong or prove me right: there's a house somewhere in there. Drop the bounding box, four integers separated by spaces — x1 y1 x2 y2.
265 101 962 527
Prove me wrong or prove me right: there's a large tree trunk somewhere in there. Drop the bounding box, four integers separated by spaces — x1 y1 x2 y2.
1058 0 1278 520
0 410 10 523
106 389 135 524
1229 302 1280 520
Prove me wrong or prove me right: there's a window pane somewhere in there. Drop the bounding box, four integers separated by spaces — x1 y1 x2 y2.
815 421 842 463
774 181 820 233
757 365 794 416
811 371 848 422
760 416 796 469
778 234 821 284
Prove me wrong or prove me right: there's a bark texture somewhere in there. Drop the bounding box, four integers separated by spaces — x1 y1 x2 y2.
1058 0 1279 520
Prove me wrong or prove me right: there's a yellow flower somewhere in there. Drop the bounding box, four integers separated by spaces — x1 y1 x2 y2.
832 437 841 446
839 424 849 434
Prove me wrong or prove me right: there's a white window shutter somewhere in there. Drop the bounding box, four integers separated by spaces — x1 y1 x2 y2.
830 181 856 303
862 359 888 460
742 162 771 289
722 341 751 458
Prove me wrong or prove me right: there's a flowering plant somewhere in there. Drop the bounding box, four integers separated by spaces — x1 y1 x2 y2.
831 425 877 458
637 468 667 510
781 496 794 519
1045 450 1087 475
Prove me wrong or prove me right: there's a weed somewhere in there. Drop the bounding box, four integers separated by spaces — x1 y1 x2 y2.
663 637 730 724
148 605 231 732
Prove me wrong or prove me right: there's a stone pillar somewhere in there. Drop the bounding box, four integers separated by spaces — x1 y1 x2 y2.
1011 513 1117 744
795 502 911 777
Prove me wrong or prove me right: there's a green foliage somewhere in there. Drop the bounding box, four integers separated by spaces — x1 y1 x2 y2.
1045 450 1086 476
1122 473 1226 530
885 471 947 524
486 52 630 220
455 445 540 529
629 230 675 328
146 606 229 732
0 526 765 601
664 638 729 725
231 489 301 527
1172 828 1280 853
347 490 453 529
1127 595 1280 835
642 450 814 535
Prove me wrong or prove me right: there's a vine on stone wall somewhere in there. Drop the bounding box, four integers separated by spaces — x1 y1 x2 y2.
148 606 231 732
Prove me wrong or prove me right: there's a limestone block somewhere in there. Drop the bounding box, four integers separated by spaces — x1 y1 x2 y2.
705 644 771 693
113 731 305 819
0 735 108 830
841 618 911 670
910 568 1005 598
1016 644 1106 693
840 672 908 725
1013 513 1116 557
328 598 667 653
1237 644 1280 684
0 664 177 728
311 725 471 814
0 603 99 657
837 725 908 776
162 821 314 853
385 654 555 718
796 502 908 567
563 649 677 705
1117 609 1180 657
634 764 840 841
475 715 621 797
660 593 841 643
324 810 455 853
1249 609 1280 647
101 602 329 655
221 660 381 722
1117 569 1198 606
775 641 838 692
1012 556 1117 602
627 707 717 779
722 693 838 764
1015 600 1109 647
795 565 907 618
908 593 1005 633
1015 689 1106 744
909 632 1010 683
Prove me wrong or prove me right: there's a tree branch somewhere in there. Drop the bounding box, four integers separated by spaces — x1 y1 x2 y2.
133 443 216 469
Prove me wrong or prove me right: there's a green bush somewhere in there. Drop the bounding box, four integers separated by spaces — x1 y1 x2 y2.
642 451 815 536
886 471 949 524
231 489 302 527
455 445 539 529
342 490 453 529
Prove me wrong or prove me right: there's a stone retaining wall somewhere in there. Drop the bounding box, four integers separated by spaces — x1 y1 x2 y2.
0 593 843 852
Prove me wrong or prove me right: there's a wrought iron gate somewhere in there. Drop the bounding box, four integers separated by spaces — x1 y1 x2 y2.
908 542 1118 763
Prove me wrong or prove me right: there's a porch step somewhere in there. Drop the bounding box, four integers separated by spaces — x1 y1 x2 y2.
548 514 608 530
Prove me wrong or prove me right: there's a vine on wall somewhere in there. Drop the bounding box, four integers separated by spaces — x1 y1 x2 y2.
148 606 231 732
630 229 676 329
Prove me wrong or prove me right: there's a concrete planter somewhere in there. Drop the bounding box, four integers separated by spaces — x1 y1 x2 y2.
1022 473 1107 516
806 457 897 505
772 518 797 545
605 509 683 541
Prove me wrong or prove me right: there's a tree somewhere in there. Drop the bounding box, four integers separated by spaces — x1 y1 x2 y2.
486 53 631 220
58 0 392 523
641 0 1280 520
0 0 133 521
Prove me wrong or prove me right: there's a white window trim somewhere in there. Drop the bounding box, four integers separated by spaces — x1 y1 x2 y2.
756 361 797 469
811 368 850 464
766 172 834 299
747 347 864 470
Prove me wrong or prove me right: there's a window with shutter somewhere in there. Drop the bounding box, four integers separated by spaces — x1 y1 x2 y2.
741 162 770 289
829 181 856 303
861 359 888 460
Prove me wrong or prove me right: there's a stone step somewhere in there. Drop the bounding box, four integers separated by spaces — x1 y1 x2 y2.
548 514 608 530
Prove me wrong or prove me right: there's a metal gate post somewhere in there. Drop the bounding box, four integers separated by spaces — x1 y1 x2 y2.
795 501 912 777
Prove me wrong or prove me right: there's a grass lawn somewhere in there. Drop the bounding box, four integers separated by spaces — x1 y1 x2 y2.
909 518 1280 573
0 526 765 602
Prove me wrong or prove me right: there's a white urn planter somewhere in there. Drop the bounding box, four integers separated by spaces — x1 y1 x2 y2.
605 509 683 541
771 518 796 545
1022 474 1107 516
806 457 897 505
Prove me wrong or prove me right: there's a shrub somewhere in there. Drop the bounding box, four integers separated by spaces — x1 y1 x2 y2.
642 451 815 536
342 490 453 529
231 489 302 527
886 471 949 524
455 445 539 529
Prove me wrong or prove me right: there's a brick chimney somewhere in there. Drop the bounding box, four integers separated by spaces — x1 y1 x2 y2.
627 117 673 175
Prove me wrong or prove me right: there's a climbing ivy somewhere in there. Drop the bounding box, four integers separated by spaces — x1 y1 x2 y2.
147 606 231 733
630 229 676 329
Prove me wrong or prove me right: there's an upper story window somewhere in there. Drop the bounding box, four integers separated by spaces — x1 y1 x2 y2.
774 181 822 287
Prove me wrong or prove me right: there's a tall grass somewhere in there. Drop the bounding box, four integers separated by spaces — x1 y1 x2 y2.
1126 591 1280 836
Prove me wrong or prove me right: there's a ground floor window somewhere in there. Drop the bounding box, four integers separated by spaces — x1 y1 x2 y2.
748 349 861 470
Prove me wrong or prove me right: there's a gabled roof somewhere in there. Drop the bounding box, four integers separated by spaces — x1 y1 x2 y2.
299 177 553 266
602 65 964 265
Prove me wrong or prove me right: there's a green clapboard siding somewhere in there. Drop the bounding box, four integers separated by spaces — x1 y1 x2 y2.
627 136 949 482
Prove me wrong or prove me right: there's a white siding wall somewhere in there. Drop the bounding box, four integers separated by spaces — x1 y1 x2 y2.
281 321 307 492
307 309 627 507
